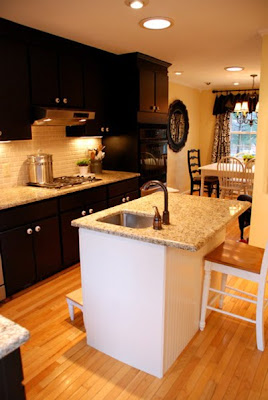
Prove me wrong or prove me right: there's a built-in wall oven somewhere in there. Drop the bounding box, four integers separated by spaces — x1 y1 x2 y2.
139 125 168 185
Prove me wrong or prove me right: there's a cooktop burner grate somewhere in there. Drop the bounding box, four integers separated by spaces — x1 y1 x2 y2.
27 176 102 189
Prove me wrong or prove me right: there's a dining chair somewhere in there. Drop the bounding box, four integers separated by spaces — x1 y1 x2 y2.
237 194 252 243
200 240 268 351
217 156 245 198
187 149 219 197
243 158 255 196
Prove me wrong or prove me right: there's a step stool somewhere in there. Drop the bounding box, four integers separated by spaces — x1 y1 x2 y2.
66 288 83 321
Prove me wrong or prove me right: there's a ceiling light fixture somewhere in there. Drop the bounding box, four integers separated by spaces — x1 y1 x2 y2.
233 82 239 86
224 66 244 72
175 71 182 75
139 17 174 30
125 0 149 9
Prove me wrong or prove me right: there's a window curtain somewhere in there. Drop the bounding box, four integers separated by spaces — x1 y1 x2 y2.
211 112 231 162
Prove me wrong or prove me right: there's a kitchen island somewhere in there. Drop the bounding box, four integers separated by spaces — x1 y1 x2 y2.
72 193 250 378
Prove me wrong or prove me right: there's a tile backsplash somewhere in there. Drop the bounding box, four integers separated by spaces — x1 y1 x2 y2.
0 126 102 188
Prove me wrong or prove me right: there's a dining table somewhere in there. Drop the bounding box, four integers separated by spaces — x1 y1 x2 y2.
199 162 255 196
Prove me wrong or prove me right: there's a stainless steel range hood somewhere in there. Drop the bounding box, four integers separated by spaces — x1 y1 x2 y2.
32 107 95 126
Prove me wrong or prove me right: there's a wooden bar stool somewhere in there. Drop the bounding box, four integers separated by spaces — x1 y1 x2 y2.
66 288 83 321
200 240 268 351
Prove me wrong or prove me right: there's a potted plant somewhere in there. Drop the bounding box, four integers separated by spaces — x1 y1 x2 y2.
76 159 90 176
242 154 254 164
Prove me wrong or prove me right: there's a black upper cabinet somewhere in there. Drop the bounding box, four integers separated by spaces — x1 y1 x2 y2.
0 37 31 141
29 44 84 108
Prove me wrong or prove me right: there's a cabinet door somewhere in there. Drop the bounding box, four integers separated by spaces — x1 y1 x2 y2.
33 216 62 280
0 38 31 141
155 70 168 114
59 51 84 108
0 226 35 296
29 45 59 107
139 68 155 113
60 208 83 267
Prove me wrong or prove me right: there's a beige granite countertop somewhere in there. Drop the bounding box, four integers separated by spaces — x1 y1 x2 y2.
72 192 250 251
0 315 30 359
0 170 139 210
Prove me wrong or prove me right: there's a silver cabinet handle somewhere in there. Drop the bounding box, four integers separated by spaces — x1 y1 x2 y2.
101 127 105 132
81 210 86 216
0 131 2 136
122 197 126 203
89 209 93 214
27 228 33 235
63 98 68 104
156 106 160 111
55 98 60 104
35 226 41 233
126 196 130 202
105 127 109 132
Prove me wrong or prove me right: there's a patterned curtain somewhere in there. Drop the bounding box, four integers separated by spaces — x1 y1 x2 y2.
211 112 231 162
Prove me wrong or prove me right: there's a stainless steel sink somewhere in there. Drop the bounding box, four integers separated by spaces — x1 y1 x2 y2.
97 212 153 229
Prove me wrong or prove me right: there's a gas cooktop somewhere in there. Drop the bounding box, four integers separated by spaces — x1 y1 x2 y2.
27 176 102 189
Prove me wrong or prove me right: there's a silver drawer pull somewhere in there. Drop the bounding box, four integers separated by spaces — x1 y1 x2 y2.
126 196 130 201
122 197 126 203
89 209 93 214
63 98 68 104
35 226 41 233
81 210 86 216
55 97 60 104
27 228 33 235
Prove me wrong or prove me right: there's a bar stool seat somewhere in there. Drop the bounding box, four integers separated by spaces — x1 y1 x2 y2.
199 240 268 351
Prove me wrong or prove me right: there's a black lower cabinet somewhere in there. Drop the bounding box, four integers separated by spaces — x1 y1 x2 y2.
0 216 62 297
60 200 107 267
0 348 26 400
108 178 140 207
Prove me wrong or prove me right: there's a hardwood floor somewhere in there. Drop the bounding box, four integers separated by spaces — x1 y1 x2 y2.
1 220 267 399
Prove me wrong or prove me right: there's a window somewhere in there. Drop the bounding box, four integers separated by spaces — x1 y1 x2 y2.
230 112 257 156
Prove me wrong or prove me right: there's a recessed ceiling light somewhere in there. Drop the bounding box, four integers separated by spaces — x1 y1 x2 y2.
175 71 183 75
43 118 52 122
224 66 244 72
125 0 148 9
233 82 239 86
139 17 174 30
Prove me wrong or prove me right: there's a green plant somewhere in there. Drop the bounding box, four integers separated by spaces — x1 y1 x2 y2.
243 154 254 162
76 159 90 166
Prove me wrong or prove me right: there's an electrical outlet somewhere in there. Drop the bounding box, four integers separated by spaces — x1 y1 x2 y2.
2 163 11 177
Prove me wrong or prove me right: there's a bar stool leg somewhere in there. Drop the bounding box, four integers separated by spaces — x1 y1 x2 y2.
200 262 212 331
256 280 266 351
219 273 228 309
67 299 75 321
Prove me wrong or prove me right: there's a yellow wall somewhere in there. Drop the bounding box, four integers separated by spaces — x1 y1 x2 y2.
167 82 215 192
249 34 268 248
167 82 201 192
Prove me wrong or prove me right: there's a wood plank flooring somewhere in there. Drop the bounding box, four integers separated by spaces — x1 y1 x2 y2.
1 220 267 399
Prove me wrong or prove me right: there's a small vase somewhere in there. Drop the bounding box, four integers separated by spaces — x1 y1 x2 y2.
78 166 89 176
90 160 102 174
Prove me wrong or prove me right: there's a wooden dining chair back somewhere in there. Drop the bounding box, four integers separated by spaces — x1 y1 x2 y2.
217 156 245 198
200 240 268 351
188 149 219 197
243 158 255 196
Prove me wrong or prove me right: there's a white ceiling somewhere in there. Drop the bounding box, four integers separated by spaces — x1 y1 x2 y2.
1 0 268 90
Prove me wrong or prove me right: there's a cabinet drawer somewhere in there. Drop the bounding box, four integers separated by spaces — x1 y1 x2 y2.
108 178 139 199
0 199 58 232
59 186 107 212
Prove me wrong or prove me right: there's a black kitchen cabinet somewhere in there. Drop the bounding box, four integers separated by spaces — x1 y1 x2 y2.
0 37 31 141
108 178 140 207
0 348 26 400
59 186 107 267
29 44 84 108
0 199 62 296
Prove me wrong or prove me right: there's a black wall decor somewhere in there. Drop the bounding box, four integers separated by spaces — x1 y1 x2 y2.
167 100 189 152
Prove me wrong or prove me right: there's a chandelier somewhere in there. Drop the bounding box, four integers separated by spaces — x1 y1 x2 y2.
234 74 259 126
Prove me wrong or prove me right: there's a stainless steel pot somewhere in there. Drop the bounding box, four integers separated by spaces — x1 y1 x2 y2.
27 153 53 184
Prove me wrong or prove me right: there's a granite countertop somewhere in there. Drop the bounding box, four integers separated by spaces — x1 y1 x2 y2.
72 192 250 251
0 315 30 359
0 170 140 210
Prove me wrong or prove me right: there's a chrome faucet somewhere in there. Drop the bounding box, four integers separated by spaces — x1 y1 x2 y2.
141 180 170 225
